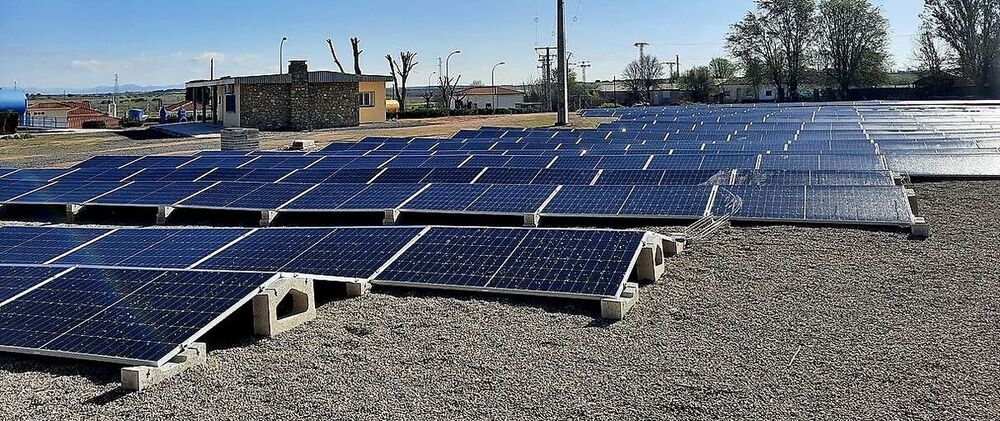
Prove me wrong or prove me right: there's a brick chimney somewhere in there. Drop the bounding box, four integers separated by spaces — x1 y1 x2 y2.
288 60 311 130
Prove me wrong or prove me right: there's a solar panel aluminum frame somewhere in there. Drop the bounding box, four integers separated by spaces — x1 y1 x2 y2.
175 183 320 212
537 186 716 220
0 265 283 367
278 184 430 213
367 228 658 301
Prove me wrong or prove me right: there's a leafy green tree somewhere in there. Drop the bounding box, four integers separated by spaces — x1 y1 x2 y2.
816 0 891 95
922 0 1000 89
680 66 721 103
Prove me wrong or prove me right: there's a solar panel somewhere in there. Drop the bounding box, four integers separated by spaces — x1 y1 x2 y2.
532 169 598 185
809 171 895 186
805 186 913 224
371 168 433 183
733 170 811 186
89 181 214 206
541 185 633 215
374 227 645 298
715 185 806 220
465 184 557 214
127 167 212 182
1 169 74 182
56 167 139 183
885 154 1000 176
0 226 111 264
422 168 482 183
54 228 248 269
0 180 50 201
178 182 311 210
281 183 368 210
337 183 425 210
595 170 665 185
0 267 275 365
120 156 193 169
0 265 68 303
618 186 712 218
198 227 423 278
72 156 140 168
661 170 731 185
476 168 541 184
8 181 125 204
198 168 296 183
403 183 490 211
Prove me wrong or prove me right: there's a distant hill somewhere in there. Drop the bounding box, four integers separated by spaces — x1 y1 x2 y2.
3 84 185 95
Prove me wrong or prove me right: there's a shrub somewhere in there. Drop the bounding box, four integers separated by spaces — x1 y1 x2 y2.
0 112 17 134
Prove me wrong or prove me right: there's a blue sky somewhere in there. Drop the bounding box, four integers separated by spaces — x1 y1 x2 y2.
0 0 925 92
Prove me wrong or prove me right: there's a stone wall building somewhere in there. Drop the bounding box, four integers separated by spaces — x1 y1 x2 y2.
185 60 391 130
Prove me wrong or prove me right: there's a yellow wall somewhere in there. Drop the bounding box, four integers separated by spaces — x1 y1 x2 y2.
358 81 387 123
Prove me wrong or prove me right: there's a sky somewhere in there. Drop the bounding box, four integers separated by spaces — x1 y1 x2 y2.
0 0 926 92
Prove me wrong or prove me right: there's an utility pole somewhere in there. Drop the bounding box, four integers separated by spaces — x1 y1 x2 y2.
555 0 569 126
675 55 680 78
535 46 555 112
109 74 118 117
666 62 676 80
634 41 649 59
578 61 591 83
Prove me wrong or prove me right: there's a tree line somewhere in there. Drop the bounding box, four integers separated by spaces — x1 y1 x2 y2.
621 0 998 104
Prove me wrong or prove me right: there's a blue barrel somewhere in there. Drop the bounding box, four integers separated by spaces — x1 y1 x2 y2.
127 108 145 121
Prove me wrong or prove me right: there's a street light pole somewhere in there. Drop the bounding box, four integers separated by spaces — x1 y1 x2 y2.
279 36 287 74
491 61 505 110
427 71 437 108
444 50 461 108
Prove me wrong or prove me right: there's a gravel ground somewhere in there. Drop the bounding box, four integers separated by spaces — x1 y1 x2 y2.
0 180 997 419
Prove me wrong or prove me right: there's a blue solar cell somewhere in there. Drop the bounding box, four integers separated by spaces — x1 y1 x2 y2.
8 181 125 204
759 154 820 170
805 186 912 224
282 184 368 210
618 186 712 218
55 228 248 269
506 155 556 168
809 171 895 186
699 154 758 170
595 170 665 186
198 168 295 183
197 229 332 272
239 156 320 169
541 185 632 215
531 169 598 185
0 267 273 365
0 180 50 201
597 155 649 170
56 168 138 183
733 170 811 186
120 156 194 169
550 156 602 170
179 156 257 168
403 183 490 211
462 155 511 168
338 183 424 210
224 183 313 210
647 155 705 170
465 184 557 214
819 154 884 171
660 170 731 185
0 226 111 264
90 181 215 206
420 155 469 168
0 265 67 303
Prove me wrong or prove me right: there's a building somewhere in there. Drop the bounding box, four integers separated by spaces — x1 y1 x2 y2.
594 80 690 106
24 100 120 128
453 86 525 109
185 60 392 130
720 77 778 103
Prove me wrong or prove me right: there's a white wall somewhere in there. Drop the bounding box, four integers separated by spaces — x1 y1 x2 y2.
458 94 525 109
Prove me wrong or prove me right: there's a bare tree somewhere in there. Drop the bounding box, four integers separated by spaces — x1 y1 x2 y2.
386 52 418 111
923 0 1000 88
761 0 816 100
326 39 346 73
438 75 462 109
816 0 891 96
350 37 363 75
680 66 721 103
914 21 949 77
621 54 665 104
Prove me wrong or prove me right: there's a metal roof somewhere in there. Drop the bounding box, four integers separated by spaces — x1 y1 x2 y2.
186 71 392 88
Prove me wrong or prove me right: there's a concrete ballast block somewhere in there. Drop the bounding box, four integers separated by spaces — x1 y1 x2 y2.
120 342 207 391
253 277 317 337
601 282 640 320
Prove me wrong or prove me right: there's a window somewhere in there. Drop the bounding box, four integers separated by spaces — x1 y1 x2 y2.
225 94 236 113
765 90 773 97
359 91 375 107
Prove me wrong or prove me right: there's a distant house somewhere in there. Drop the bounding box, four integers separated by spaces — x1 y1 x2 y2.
185 60 392 130
454 86 525 109
593 80 689 106
720 78 778 103
25 100 120 128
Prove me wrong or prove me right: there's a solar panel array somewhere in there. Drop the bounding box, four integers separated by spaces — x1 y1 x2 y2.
0 225 653 366
6 101 962 228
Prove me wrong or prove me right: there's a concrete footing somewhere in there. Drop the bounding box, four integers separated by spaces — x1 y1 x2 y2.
252 276 317 336
911 217 931 238
635 237 666 282
383 209 400 225
600 282 639 320
905 188 920 215
120 342 206 391
523 213 540 227
345 280 372 297
291 139 316 150
156 206 174 225
663 233 687 256
259 210 278 227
